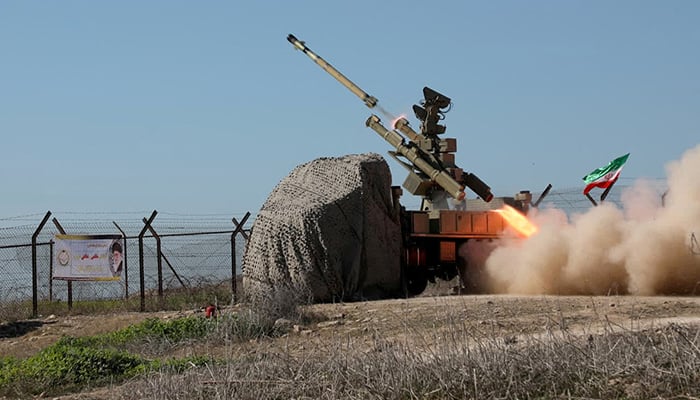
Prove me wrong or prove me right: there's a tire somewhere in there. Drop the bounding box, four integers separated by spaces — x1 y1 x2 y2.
404 267 428 297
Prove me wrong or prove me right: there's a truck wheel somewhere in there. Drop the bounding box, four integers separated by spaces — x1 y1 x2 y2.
438 264 458 281
405 267 428 297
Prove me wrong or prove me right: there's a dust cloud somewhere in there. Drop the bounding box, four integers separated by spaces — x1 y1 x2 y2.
467 144 700 296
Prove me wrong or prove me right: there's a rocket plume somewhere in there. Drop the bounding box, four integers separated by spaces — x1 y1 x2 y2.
495 205 538 238
462 144 700 296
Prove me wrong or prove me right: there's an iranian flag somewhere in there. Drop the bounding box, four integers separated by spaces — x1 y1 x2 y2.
582 153 630 195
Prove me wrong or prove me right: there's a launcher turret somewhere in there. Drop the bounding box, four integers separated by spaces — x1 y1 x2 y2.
287 34 493 210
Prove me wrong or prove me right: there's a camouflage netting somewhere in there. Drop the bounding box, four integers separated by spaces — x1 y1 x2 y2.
242 153 402 309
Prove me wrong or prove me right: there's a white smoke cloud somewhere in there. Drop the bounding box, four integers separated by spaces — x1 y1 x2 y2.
476 144 700 295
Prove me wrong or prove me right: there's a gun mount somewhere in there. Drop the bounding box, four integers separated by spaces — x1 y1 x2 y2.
287 34 547 296
287 34 493 211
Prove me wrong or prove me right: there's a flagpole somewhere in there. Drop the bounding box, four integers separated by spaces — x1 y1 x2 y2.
585 193 598 207
600 180 616 202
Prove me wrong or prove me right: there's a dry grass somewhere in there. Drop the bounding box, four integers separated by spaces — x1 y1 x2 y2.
102 312 700 400
0 281 237 323
4 289 700 399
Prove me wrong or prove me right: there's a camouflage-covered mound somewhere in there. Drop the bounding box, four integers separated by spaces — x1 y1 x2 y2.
242 153 402 308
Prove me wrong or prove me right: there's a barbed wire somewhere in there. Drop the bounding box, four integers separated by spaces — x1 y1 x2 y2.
0 178 669 232
0 219 248 319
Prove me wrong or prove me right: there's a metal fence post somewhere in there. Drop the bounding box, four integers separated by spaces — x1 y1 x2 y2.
49 240 54 302
142 218 163 302
231 212 251 303
31 211 52 318
51 218 70 311
113 222 129 299
138 210 158 312
143 221 187 293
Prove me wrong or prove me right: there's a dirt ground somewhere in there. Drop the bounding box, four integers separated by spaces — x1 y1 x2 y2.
3 281 700 361
2 283 700 400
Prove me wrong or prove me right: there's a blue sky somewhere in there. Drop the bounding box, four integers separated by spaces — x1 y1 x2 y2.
1 1 698 224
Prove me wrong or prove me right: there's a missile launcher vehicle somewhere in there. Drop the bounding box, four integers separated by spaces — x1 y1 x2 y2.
287 34 548 295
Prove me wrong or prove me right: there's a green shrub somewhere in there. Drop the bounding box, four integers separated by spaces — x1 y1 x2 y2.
23 338 145 386
102 316 212 345
0 357 20 388
0 316 215 398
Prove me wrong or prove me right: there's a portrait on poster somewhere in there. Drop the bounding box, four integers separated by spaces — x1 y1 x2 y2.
53 234 123 281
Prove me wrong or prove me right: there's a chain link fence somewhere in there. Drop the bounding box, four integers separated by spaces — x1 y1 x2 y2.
0 211 252 321
0 180 668 322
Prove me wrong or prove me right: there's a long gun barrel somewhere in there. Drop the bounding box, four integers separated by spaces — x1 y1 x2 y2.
287 34 378 109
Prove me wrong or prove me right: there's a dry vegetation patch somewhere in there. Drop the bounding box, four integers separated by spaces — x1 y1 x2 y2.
101 295 700 400
2 293 700 399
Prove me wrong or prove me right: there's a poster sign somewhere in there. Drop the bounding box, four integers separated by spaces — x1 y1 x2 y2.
53 234 124 281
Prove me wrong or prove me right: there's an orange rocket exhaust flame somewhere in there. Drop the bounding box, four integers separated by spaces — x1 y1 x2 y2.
495 205 538 238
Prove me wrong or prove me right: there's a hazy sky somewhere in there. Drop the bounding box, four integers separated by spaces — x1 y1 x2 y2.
1 1 698 224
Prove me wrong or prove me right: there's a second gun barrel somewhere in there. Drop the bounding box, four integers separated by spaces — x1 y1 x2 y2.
365 115 466 201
